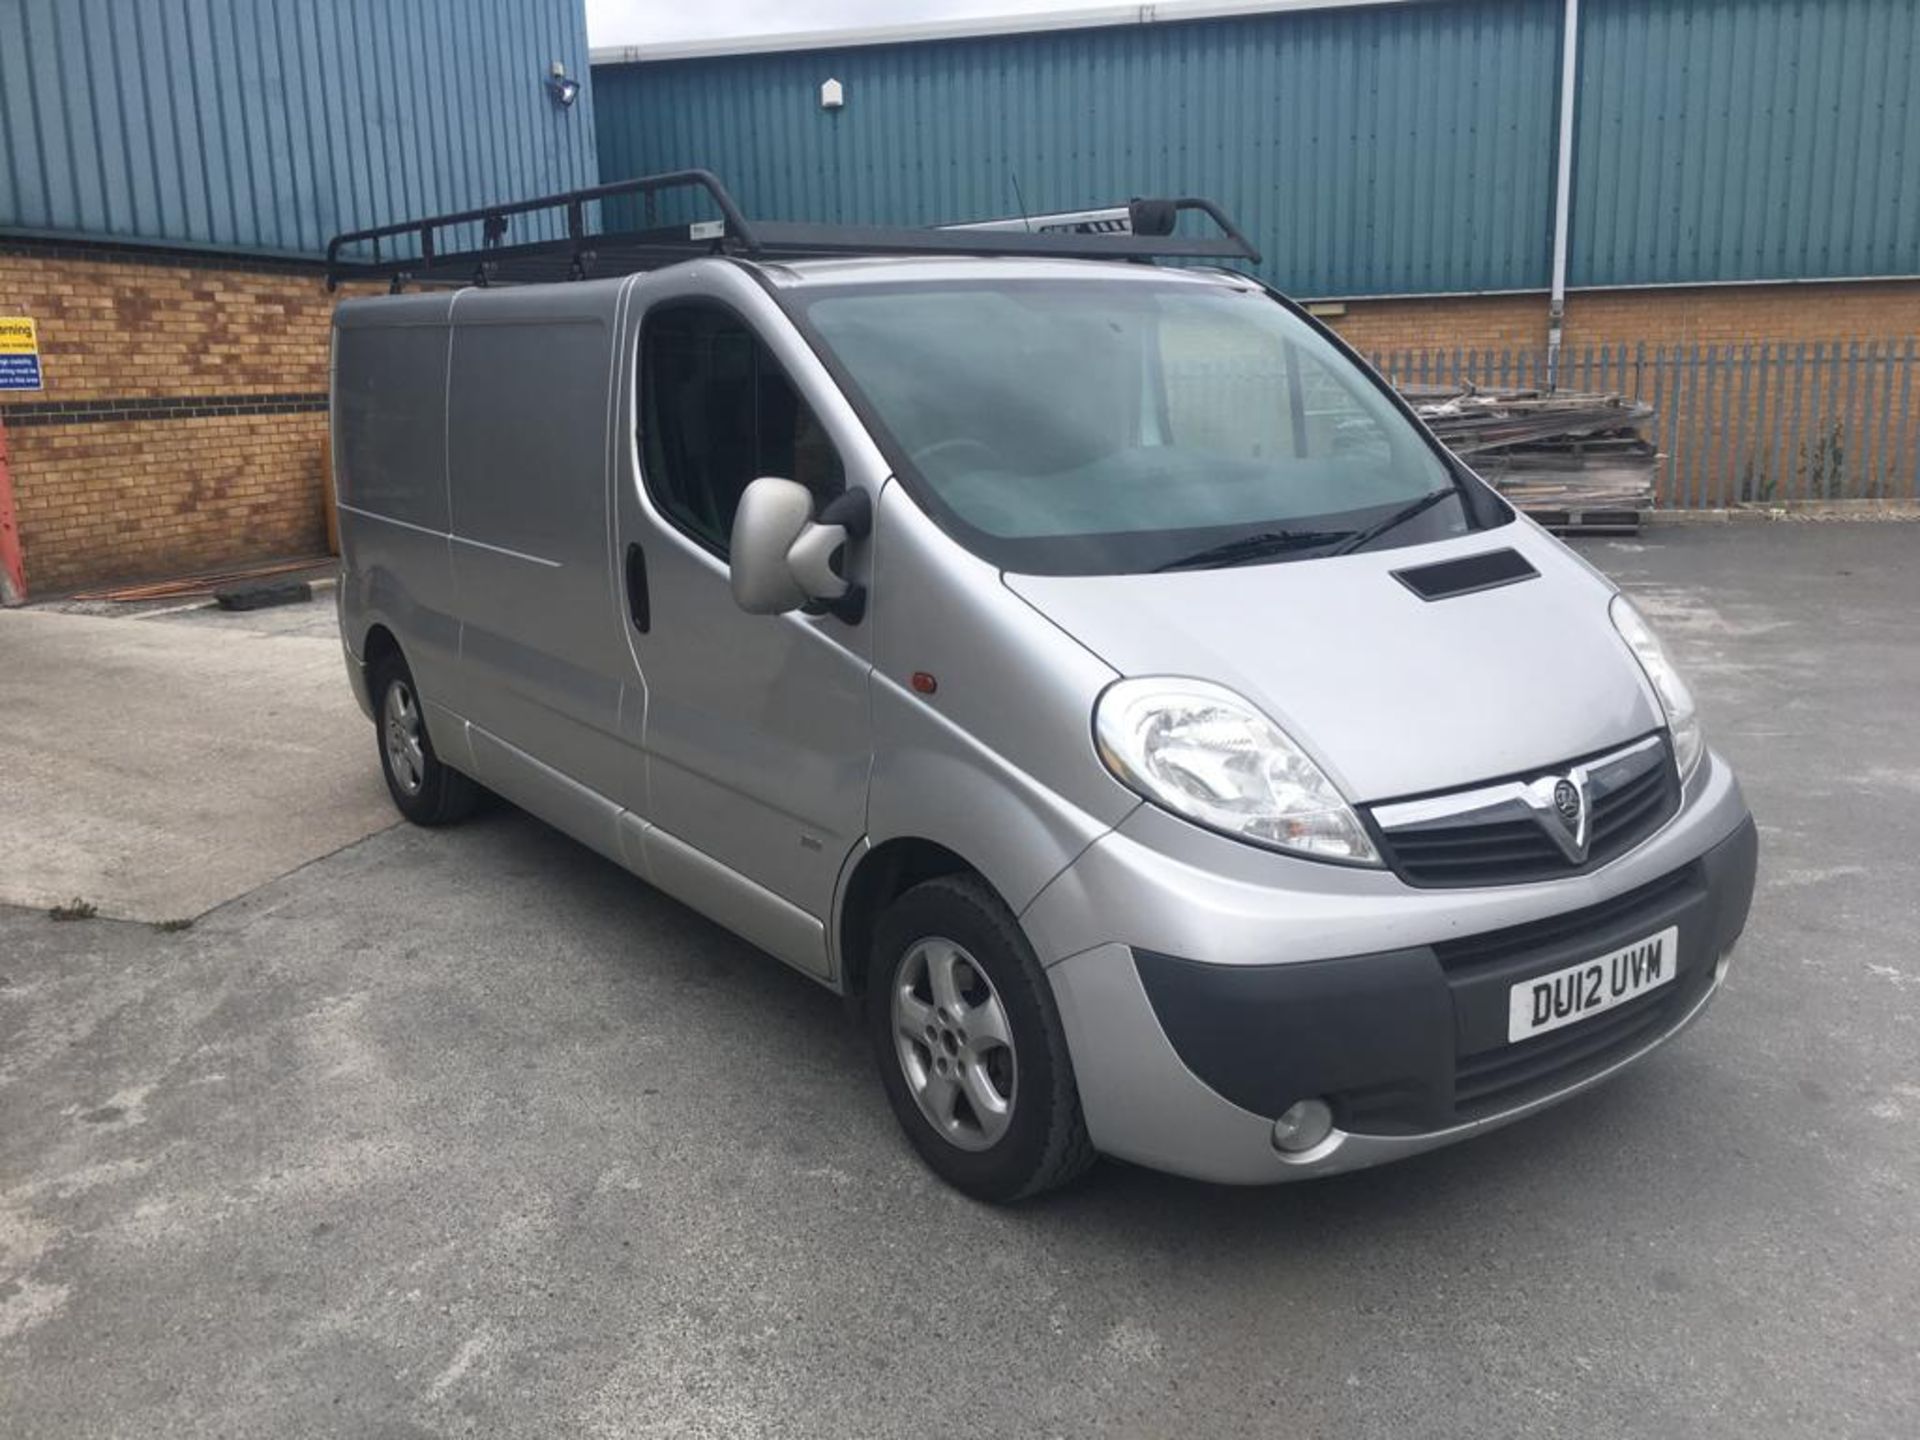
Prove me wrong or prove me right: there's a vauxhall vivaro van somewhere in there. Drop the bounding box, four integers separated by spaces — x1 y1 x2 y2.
328 174 1757 1200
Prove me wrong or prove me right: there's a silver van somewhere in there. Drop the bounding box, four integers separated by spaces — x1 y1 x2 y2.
328 175 1757 1200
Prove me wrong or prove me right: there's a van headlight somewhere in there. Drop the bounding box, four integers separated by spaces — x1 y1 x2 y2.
1610 595 1704 780
1094 678 1380 864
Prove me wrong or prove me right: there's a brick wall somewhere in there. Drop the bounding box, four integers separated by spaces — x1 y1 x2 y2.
0 245 349 595
1312 292 1548 356
1562 282 1920 350
1318 279 1920 356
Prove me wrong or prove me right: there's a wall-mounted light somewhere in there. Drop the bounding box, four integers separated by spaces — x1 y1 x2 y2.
548 60 580 108
820 77 844 110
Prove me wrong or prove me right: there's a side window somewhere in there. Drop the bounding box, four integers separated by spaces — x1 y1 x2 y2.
639 304 845 553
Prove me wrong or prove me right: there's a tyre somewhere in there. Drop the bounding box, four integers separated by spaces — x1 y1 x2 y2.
368 651 481 826
866 874 1095 1202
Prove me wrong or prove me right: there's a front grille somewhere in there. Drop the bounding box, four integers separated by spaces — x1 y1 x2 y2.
1431 861 1702 976
1324 857 1711 1132
1370 735 1681 888
1380 817 1570 885
1588 755 1676 855
1452 965 1707 1118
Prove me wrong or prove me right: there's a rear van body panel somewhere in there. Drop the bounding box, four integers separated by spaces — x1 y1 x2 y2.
331 293 461 717
443 283 630 805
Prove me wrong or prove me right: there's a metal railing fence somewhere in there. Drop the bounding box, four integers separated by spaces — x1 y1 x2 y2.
1369 341 1920 507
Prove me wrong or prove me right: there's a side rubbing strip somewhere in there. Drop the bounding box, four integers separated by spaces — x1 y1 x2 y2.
1392 548 1538 601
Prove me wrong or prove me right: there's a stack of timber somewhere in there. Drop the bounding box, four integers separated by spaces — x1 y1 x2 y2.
1400 383 1657 535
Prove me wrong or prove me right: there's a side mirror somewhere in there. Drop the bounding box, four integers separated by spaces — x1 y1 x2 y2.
729 477 871 621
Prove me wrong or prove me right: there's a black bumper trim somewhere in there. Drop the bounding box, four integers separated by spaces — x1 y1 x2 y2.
1133 815 1759 1132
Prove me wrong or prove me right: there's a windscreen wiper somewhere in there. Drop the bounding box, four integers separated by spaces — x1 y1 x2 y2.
1327 487 1456 557
1151 529 1350 573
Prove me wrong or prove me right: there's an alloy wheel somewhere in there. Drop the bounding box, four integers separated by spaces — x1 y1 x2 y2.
891 937 1017 1152
383 679 427 797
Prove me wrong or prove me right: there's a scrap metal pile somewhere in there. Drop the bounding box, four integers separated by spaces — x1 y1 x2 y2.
1399 383 1658 533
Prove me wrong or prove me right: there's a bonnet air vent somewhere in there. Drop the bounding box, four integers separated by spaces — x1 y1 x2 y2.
1392 548 1538 601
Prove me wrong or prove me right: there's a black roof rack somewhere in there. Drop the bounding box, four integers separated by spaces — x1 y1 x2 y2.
325 169 1260 291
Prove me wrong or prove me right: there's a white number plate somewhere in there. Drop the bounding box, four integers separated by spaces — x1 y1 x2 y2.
1507 926 1679 1043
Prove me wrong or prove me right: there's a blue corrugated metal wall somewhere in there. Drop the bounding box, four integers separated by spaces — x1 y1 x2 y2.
595 0 1919 296
1573 0 1920 286
0 0 596 257
594 1 1564 297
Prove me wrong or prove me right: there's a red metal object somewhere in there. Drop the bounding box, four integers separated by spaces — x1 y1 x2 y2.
0 413 26 605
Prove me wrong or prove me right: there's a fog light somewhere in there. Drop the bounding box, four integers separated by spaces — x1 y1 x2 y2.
1272 1098 1334 1154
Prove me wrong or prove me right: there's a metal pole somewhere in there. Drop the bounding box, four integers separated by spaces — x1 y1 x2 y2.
1900 340 1916 499
0 414 25 605
1680 344 1700 507
1873 341 1897 500
1728 343 1743 506
1734 343 1754 502
1840 342 1860 499
1546 0 1581 390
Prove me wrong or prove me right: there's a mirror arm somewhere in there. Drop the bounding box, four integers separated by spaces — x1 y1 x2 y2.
793 488 871 625
817 487 871 540
808 584 866 626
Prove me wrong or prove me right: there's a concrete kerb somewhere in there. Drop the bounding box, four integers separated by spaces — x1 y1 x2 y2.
1648 499 1920 524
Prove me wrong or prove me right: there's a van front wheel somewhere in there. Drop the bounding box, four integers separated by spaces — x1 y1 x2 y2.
867 875 1095 1202
369 654 480 826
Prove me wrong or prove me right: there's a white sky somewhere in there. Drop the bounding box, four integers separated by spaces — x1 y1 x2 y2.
586 1 1176 49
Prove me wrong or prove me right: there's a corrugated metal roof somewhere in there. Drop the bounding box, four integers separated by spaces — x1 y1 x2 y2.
594 0 1563 297
588 0 1429 65
1572 0 1920 286
0 0 597 257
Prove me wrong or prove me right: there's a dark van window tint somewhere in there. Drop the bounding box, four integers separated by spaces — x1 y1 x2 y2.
639 304 844 553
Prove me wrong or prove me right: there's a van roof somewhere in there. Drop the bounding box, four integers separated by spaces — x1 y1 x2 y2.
749 254 1257 291
325 169 1261 294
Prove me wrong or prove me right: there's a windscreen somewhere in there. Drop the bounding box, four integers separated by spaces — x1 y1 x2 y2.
796 278 1500 574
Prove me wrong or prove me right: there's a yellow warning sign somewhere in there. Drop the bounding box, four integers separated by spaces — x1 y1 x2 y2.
0 316 42 390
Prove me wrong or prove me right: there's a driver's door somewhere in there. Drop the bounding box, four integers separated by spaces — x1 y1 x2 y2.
613 284 873 980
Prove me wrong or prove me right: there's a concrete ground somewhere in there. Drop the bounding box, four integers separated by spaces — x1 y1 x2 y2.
0 588 393 920
1 524 1916 1438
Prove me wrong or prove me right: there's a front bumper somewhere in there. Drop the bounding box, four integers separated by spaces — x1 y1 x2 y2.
1030 753 1757 1184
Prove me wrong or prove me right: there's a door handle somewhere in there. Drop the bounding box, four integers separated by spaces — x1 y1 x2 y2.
625 542 650 633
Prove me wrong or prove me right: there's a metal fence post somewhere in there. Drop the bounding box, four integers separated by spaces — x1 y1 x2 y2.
1728 347 1743 510
1732 343 1754 503
1808 341 1830 499
1767 343 1789 502
1873 341 1889 499
1901 339 1917 499
1873 340 1895 500
1680 343 1701 506
1648 344 1668 503
1821 340 1844 499
1841 340 1862 500
1788 342 1809 502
